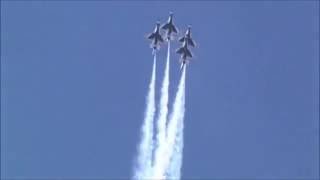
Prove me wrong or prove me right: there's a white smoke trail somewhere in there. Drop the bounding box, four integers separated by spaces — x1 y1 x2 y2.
133 54 157 179
166 66 186 179
166 99 185 179
166 69 186 178
152 42 171 172
152 65 186 179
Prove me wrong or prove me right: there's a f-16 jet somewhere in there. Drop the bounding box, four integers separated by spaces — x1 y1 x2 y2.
162 12 178 40
176 40 193 70
179 26 195 47
147 22 164 51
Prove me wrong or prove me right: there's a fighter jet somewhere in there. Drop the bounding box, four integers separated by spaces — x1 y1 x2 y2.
147 21 164 51
161 12 178 40
178 25 195 47
176 40 193 70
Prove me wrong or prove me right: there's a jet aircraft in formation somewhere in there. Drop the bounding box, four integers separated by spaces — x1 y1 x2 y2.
177 26 196 70
147 21 164 51
147 12 196 70
178 26 195 47
161 12 178 40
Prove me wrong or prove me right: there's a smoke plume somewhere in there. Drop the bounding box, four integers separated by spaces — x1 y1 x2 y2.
133 54 157 179
152 42 171 172
152 65 186 179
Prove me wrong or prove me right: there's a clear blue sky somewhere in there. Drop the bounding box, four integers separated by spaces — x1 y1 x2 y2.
1 1 319 179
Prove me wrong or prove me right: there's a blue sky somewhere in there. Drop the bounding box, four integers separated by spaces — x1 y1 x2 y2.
1 1 319 179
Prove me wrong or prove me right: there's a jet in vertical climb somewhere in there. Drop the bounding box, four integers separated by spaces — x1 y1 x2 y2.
161 12 178 41
176 26 196 70
176 40 193 70
178 25 196 47
147 21 164 51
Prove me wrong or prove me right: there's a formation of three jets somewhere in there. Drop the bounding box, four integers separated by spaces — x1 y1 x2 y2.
147 12 196 70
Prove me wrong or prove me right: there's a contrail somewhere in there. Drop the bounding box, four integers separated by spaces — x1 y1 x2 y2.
152 65 186 179
152 41 171 173
133 53 157 179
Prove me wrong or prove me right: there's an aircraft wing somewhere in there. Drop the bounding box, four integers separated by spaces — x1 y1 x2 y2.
188 38 195 47
148 33 155 39
172 25 178 33
178 37 185 43
161 23 170 30
176 47 184 54
186 48 193 58
157 34 164 42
